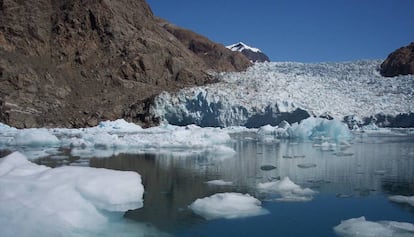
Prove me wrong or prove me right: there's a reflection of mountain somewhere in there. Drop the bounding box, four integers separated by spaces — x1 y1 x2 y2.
89 135 414 231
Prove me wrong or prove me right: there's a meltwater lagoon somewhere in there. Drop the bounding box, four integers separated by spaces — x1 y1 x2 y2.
1 119 414 237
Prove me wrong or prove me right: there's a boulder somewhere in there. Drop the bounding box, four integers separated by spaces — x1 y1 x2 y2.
380 42 414 77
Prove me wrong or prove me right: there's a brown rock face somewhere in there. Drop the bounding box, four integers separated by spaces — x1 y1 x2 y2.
0 0 250 128
158 19 251 72
380 42 414 77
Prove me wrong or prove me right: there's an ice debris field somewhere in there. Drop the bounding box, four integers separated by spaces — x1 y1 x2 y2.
152 60 414 128
1 118 414 236
0 117 355 160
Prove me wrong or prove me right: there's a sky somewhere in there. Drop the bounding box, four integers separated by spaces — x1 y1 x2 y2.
146 0 414 62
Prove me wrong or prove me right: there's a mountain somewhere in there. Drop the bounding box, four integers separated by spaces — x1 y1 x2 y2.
227 42 270 62
380 42 414 77
158 20 251 72
152 60 414 128
0 0 251 128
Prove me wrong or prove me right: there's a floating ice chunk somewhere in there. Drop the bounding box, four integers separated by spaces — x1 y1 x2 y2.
95 119 143 132
288 117 352 141
255 118 351 142
0 152 144 237
257 177 316 201
205 180 234 186
334 216 414 237
257 124 290 138
389 195 414 207
10 128 60 147
189 193 268 220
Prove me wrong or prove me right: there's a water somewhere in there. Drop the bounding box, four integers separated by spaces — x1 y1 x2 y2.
34 132 414 236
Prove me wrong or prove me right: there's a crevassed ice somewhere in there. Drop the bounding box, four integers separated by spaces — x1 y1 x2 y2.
151 60 414 128
0 152 151 237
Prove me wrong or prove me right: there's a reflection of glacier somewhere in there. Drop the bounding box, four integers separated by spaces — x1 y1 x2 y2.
89 134 414 231
152 134 414 195
152 60 414 128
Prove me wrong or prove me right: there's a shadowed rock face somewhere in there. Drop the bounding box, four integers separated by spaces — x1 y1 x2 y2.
380 42 414 77
0 0 250 128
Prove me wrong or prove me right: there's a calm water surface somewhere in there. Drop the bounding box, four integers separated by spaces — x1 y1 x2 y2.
37 133 414 237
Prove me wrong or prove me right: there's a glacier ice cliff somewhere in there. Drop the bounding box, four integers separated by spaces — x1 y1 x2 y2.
151 60 414 128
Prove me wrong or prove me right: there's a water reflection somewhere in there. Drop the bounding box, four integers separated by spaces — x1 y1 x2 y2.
86 133 414 233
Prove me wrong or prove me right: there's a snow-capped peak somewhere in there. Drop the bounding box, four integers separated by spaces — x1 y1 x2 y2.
226 42 262 53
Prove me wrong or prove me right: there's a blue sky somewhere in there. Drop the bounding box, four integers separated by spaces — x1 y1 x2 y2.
146 0 414 62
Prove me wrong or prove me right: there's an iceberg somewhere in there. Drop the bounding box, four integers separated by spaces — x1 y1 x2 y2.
256 117 352 142
257 177 316 201
334 216 414 237
188 193 269 220
0 152 146 237
9 128 60 147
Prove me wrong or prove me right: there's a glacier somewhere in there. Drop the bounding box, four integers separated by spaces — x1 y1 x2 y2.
151 60 414 128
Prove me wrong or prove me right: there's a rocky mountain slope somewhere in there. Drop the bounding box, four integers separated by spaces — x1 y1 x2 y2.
381 42 414 77
227 42 270 62
0 0 250 128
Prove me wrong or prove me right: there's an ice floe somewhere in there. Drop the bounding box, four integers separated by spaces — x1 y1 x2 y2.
188 193 269 220
0 152 147 237
257 177 316 201
389 195 414 207
334 216 414 237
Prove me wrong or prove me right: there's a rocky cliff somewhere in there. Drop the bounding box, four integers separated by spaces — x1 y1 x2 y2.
380 42 414 77
0 0 250 128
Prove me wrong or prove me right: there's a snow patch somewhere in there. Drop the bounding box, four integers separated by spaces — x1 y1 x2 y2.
189 193 268 220
226 42 262 53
